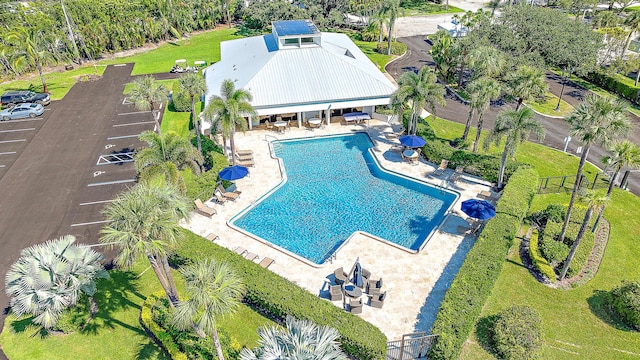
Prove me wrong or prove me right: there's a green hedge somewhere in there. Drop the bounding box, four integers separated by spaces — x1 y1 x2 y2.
140 291 188 360
584 71 640 104
528 229 556 283
428 167 539 359
171 231 388 359
375 41 407 55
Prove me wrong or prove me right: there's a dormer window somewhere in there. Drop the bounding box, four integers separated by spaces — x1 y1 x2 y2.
272 20 321 50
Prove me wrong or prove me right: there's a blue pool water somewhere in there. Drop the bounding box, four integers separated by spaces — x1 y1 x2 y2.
232 133 457 264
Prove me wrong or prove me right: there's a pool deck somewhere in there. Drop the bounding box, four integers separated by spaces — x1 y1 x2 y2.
181 120 495 341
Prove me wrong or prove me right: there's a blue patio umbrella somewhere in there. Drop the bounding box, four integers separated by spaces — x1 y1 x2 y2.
399 135 427 148
218 165 249 181
353 260 364 288
460 199 496 221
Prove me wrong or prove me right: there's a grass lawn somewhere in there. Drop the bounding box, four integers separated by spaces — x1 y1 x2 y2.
401 0 464 15
99 29 242 75
524 92 573 117
624 4 640 11
353 40 395 71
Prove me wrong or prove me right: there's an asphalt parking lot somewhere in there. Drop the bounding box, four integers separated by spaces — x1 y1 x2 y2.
0 63 162 339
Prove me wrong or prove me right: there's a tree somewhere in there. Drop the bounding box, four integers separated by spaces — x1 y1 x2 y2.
178 73 207 155
430 30 458 84
623 11 640 58
128 75 168 139
240 315 348 360
391 66 446 135
484 107 545 189
172 259 245 360
505 65 548 111
464 77 501 151
559 95 632 242
101 183 190 307
7 27 59 93
379 0 402 56
5 235 108 329
203 79 257 164
467 45 506 80
559 190 609 280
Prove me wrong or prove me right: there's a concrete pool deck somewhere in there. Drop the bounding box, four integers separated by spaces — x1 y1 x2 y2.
181 120 495 340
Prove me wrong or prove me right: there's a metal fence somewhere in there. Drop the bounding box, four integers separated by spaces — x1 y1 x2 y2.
386 333 438 360
537 173 610 194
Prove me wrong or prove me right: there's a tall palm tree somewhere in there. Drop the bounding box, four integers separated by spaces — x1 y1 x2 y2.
467 46 506 80
172 259 245 360
5 235 108 329
391 66 446 135
379 0 402 56
128 75 168 140
101 183 190 307
559 190 609 280
505 65 548 111
484 107 545 189
240 315 348 360
178 73 207 155
466 77 501 152
559 95 632 242
7 27 59 93
135 130 203 193
203 79 256 164
623 11 640 58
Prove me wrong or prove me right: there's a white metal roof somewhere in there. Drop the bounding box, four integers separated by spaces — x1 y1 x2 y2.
204 32 396 114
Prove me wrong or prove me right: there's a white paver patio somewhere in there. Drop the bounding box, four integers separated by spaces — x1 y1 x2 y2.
181 119 495 340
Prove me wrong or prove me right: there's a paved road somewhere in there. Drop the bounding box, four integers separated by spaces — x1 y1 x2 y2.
0 64 156 356
386 35 640 196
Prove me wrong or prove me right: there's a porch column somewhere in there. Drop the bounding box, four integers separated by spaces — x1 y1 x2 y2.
248 115 253 130
325 109 330 126
297 112 302 128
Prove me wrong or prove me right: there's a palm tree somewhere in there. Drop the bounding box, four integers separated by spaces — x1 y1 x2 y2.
466 77 501 152
559 95 632 242
391 66 446 135
128 75 168 140
135 130 203 193
379 0 402 56
623 12 640 58
467 46 506 80
5 235 108 329
172 259 245 360
101 183 190 307
484 107 545 189
240 315 348 360
559 190 609 280
178 73 207 155
7 27 59 93
505 65 548 111
202 79 256 164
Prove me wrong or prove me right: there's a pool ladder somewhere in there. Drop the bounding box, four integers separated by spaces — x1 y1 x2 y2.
264 134 282 157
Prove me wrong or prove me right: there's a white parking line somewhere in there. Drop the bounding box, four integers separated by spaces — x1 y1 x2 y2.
0 139 26 144
87 179 135 187
70 220 109 227
0 151 17 155
107 134 142 140
113 121 154 127
0 165 5 168
118 110 150 116
114 64 126 67
79 199 115 206
0 128 35 133
0 118 42 124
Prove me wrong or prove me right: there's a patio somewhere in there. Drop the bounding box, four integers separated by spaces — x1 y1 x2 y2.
181 119 494 340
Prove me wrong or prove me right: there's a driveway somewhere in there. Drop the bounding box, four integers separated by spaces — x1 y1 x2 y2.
385 35 640 196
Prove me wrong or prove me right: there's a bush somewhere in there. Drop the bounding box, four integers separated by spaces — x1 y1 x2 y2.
539 238 569 268
54 296 91 334
492 306 543 360
140 292 188 360
584 70 640 104
171 231 387 360
171 90 191 112
191 134 225 169
611 281 640 330
428 167 539 359
375 41 407 55
528 229 556 282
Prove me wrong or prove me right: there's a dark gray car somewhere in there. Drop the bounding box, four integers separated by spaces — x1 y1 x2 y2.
1 91 51 108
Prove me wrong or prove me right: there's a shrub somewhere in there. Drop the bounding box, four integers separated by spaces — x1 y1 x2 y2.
54 296 91 334
492 306 543 360
140 291 188 360
428 167 539 359
375 41 407 55
528 229 556 282
191 134 225 169
539 238 569 268
171 231 387 360
171 90 191 112
584 70 640 104
611 281 640 330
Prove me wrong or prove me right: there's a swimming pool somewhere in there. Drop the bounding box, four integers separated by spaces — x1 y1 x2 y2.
231 133 458 265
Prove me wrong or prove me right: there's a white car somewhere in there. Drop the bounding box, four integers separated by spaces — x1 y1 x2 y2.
0 103 45 120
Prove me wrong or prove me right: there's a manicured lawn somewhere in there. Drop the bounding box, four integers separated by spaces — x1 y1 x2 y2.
353 40 395 71
401 0 464 15
99 29 242 75
459 190 640 359
524 91 573 117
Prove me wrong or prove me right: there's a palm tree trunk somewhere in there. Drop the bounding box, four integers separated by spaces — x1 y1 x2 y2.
559 206 593 280
635 67 640 87
230 128 237 165
36 60 47 93
559 145 590 242
457 61 465 87
498 143 509 189
472 112 484 152
515 98 523 111
387 21 394 56
226 0 231 28
212 329 226 360
161 256 179 303
192 96 202 155
593 168 620 232
147 253 175 307
462 108 473 140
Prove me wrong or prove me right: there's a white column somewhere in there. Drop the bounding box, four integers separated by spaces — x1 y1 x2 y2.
297 112 302 128
325 109 330 126
248 115 253 130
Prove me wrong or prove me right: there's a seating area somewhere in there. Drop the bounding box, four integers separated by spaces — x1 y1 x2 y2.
194 199 216 217
233 246 275 269
342 112 370 125
329 258 386 314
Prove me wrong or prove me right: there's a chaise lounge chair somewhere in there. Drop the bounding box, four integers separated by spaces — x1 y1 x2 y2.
235 157 255 167
259 257 275 268
194 199 216 217
244 252 259 261
237 149 253 156
433 159 449 176
206 233 220 242
234 152 253 161
217 185 240 201
385 128 405 140
234 246 247 256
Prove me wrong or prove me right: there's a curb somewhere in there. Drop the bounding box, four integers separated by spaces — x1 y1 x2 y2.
522 102 566 119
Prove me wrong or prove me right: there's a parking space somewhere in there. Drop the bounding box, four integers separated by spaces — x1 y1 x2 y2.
0 107 53 177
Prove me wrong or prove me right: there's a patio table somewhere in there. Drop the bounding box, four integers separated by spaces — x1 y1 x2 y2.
344 285 362 298
274 121 287 133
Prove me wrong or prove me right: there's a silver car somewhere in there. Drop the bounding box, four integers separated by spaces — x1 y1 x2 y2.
0 103 45 120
